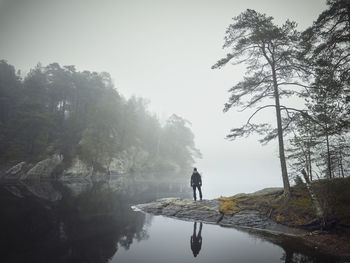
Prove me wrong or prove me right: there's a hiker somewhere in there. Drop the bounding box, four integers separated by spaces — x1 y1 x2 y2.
190 168 202 201
190 222 203 257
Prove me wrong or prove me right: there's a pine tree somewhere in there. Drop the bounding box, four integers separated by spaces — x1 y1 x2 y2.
212 9 305 199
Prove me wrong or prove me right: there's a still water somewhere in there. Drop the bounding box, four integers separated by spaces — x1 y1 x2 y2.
0 179 345 263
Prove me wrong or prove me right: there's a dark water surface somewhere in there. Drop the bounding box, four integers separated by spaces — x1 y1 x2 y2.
0 179 346 263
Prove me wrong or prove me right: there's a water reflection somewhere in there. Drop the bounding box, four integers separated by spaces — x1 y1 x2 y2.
190 222 203 257
0 179 346 263
247 229 344 263
0 179 189 263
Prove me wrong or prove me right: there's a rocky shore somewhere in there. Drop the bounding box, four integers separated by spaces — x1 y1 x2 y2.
134 197 306 236
134 193 350 260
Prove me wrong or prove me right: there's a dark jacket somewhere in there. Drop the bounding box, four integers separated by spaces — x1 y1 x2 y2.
191 172 202 187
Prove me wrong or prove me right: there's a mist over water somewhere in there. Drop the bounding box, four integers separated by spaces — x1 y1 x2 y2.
199 170 281 199
2 1 349 262
0 0 327 192
194 136 283 199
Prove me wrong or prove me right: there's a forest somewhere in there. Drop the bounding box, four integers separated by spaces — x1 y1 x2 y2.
213 0 350 198
0 61 200 177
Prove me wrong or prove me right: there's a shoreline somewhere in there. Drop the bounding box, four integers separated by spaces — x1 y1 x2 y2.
134 197 350 260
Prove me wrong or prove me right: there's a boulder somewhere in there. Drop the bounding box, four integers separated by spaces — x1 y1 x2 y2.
135 198 223 223
4 161 29 179
24 154 63 179
108 155 131 174
60 157 92 181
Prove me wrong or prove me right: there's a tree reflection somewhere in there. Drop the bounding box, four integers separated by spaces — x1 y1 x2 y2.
0 181 147 263
250 230 342 263
280 248 338 263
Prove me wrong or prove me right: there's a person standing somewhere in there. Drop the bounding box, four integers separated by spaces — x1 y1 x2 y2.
190 168 202 201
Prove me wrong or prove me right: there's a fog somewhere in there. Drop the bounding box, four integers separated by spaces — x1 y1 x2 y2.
0 0 326 198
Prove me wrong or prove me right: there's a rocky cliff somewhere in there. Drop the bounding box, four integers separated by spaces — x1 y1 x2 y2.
1 153 132 182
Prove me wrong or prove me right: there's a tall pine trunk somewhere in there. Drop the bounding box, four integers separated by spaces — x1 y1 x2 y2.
339 149 345 178
325 125 332 179
347 1 350 36
271 63 291 200
309 151 313 181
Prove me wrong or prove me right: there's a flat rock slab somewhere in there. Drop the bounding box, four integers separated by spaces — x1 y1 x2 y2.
134 198 306 236
135 198 222 223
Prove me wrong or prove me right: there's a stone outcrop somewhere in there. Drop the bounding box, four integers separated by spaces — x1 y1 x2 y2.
108 156 130 174
60 158 113 182
134 198 306 236
1 145 177 181
23 154 63 179
3 161 30 179
60 157 93 181
135 198 222 223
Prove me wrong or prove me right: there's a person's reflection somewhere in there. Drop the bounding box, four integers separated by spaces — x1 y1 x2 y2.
190 222 203 257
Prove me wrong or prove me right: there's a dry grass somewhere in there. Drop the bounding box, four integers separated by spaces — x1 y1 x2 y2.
218 199 241 215
217 178 350 259
217 178 350 230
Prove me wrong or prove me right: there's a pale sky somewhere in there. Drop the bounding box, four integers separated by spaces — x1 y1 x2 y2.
0 0 327 198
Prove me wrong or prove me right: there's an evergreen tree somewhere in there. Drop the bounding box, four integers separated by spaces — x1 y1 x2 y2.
0 61 200 177
212 9 304 199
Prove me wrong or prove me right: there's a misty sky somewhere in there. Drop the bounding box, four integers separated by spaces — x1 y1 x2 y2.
0 0 327 198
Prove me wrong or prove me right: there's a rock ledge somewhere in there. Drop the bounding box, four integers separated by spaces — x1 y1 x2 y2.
134 198 306 236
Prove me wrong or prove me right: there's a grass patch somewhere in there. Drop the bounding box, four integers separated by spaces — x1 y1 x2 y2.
218 199 241 215
217 178 350 230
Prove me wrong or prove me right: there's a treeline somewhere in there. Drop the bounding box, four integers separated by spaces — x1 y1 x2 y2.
287 0 350 181
0 61 200 174
213 0 350 197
